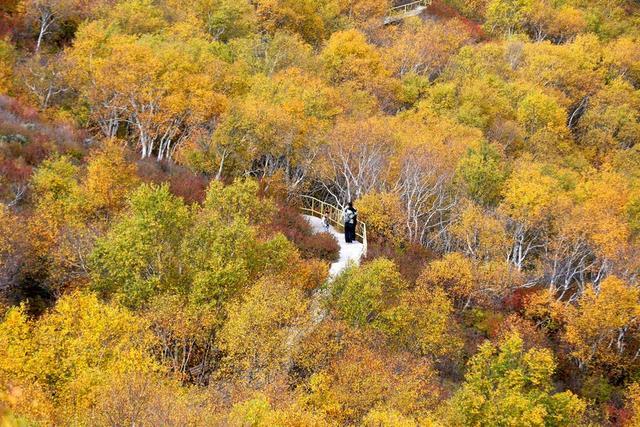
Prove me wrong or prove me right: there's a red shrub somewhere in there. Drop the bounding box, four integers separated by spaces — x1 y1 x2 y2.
297 232 340 262
502 286 540 313
0 14 16 39
494 314 551 351
271 205 340 262
138 158 209 203
0 95 84 170
272 205 311 233
607 404 632 427
364 241 434 284
0 158 31 182
136 159 208 204
21 141 51 165
426 0 486 40
136 158 168 183
169 170 208 204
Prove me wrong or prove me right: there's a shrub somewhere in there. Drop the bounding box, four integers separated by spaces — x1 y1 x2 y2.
271 205 340 262
292 258 329 294
136 159 208 204
356 192 406 247
332 258 406 328
169 170 208 204
298 232 340 262
365 241 433 284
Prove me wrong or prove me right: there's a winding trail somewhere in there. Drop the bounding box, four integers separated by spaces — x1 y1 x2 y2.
303 215 364 278
285 216 364 351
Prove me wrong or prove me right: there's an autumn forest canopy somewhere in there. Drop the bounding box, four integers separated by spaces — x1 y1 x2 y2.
1 0 640 425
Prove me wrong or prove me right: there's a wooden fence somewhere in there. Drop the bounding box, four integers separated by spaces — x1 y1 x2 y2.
384 0 432 24
297 195 367 257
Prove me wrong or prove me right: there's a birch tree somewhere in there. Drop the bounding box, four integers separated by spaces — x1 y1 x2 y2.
66 22 229 160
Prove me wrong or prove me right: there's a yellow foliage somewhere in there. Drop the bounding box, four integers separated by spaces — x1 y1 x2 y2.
0 39 14 94
417 251 514 309
0 292 158 423
444 332 586 426
90 370 218 426
391 285 464 360
500 160 562 225
362 407 417 427
227 393 328 426
563 276 640 369
4 2 640 425
383 18 471 78
30 156 84 230
341 0 389 27
571 171 632 260
321 29 394 96
66 21 229 159
302 344 440 424
450 202 509 260
84 139 140 215
417 253 474 304
254 0 332 45
107 0 168 34
356 192 406 246
287 258 329 294
523 289 565 331
27 157 85 268
217 276 309 385
606 37 640 85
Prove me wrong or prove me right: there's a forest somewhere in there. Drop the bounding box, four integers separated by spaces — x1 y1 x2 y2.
0 0 640 425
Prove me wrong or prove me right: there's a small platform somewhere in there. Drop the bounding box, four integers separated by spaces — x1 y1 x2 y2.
304 215 364 278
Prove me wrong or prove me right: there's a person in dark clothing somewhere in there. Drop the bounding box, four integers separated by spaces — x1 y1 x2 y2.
343 202 358 243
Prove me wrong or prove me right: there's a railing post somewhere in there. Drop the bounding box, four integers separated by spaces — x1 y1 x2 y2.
363 225 367 258
297 194 367 259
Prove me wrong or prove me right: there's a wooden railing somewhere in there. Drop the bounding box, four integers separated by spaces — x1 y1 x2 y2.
384 0 431 24
388 0 431 14
297 195 367 257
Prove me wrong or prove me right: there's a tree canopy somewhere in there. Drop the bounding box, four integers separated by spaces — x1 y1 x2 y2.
1 0 640 424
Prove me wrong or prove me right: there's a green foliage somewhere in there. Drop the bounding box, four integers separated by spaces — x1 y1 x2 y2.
332 258 407 328
31 156 83 223
484 0 533 36
444 333 586 426
4 0 640 424
90 183 190 307
456 142 508 207
332 259 462 361
90 179 287 310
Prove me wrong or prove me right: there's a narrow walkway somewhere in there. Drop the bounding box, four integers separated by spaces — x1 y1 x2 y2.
304 215 364 277
384 0 432 25
285 217 364 353
384 5 428 24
